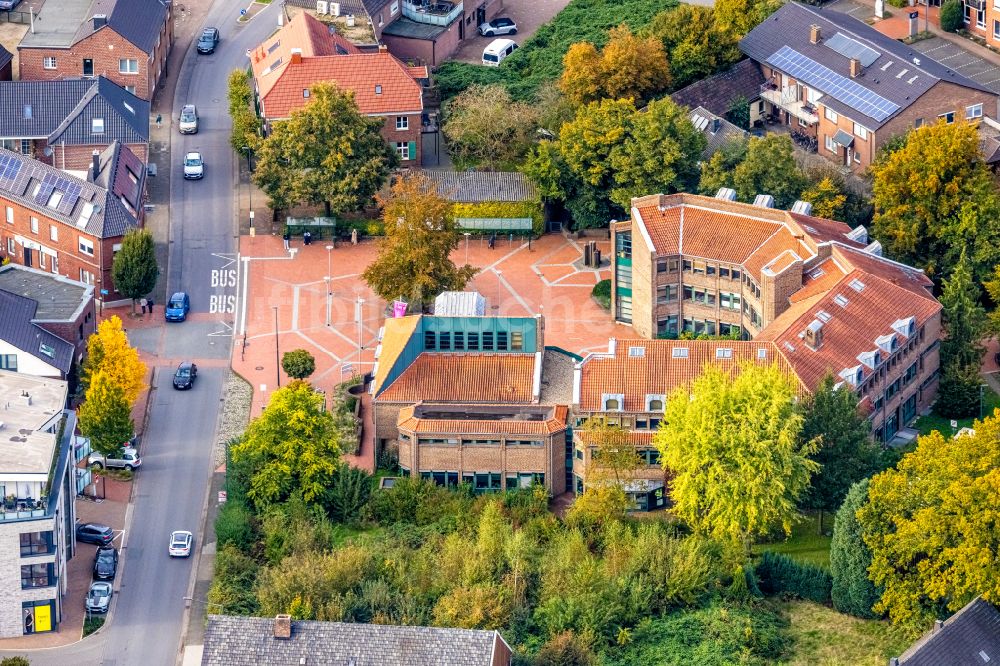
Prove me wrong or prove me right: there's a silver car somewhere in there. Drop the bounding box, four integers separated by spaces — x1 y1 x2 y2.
479 17 517 37
179 104 198 134
183 152 204 180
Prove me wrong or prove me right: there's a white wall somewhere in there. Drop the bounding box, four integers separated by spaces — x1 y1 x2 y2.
0 340 60 378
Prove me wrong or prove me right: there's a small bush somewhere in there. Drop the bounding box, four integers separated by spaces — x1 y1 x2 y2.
756 551 832 604
82 616 105 637
208 544 260 615
592 279 611 309
323 466 374 524
215 500 257 553
940 0 963 31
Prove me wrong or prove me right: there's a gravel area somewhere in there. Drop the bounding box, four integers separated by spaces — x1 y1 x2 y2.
214 371 253 466
539 349 576 405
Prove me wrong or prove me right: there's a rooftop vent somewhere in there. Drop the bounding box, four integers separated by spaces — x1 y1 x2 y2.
753 194 774 208
791 200 813 215
274 614 292 639
804 319 824 351
864 240 882 256
714 187 737 201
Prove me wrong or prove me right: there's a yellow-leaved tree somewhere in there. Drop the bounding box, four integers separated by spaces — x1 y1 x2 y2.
80 315 146 404
559 25 670 107
857 412 1000 628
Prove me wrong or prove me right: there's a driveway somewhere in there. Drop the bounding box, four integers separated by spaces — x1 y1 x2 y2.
451 0 573 64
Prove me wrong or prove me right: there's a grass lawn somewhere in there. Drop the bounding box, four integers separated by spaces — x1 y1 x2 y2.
755 512 832 568
912 387 1000 437
777 600 916 665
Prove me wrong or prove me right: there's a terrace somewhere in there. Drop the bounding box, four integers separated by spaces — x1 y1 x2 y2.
402 0 464 26
760 82 819 125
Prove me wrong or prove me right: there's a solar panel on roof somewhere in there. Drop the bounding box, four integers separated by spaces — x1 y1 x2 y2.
826 33 880 67
0 154 21 184
766 46 899 123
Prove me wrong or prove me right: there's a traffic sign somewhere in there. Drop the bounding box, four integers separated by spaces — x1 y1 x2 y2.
240 8 247 15
100 289 109 295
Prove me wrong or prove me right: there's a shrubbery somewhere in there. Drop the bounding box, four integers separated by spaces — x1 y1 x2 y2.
940 0 963 32
756 551 832 604
591 280 611 309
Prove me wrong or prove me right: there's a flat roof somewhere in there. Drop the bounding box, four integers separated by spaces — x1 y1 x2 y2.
381 16 447 40
19 0 93 48
0 371 67 476
0 265 92 321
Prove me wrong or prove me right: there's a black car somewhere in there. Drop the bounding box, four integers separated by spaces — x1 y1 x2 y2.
76 522 114 546
93 546 118 580
172 361 198 390
197 27 219 54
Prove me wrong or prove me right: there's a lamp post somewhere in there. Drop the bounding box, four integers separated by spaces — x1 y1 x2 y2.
495 269 502 312
356 296 365 354
241 146 253 228
325 245 334 327
464 232 471 264
272 306 280 388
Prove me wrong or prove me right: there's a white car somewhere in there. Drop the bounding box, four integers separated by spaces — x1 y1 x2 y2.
169 530 193 557
183 152 204 180
179 104 198 134
88 447 141 471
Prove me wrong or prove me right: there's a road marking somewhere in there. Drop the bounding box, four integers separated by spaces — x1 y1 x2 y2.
239 257 250 335
211 252 237 270
208 321 234 337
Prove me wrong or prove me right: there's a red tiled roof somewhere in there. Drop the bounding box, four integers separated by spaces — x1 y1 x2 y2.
831 244 935 299
397 404 567 435
789 212 867 248
576 430 656 447
790 257 848 303
378 353 537 403
251 12 422 119
577 339 802 412
744 228 804 277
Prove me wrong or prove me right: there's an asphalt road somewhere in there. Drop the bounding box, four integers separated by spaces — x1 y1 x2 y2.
0 2 284 664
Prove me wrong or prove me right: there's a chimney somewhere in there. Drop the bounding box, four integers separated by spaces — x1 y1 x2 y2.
274 614 292 639
850 58 861 78
93 14 108 30
753 194 775 208
378 44 388 54
714 187 737 201
92 150 101 178
805 319 824 351
933 619 944 632
810 24 821 44
290 48 302 65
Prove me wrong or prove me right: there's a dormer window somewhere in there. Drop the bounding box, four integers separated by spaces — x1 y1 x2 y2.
892 316 916 338
645 394 665 412
875 333 897 354
839 365 863 387
857 350 880 369
602 393 624 412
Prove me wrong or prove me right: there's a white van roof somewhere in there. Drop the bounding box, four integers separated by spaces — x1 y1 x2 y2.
484 38 516 53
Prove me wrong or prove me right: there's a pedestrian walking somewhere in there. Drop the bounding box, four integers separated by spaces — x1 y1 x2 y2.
351 228 358 245
140 297 148 315
488 232 496 250
282 230 290 250
304 230 313 246
147 296 155 316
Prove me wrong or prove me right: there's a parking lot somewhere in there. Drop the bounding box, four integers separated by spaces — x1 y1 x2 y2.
908 37 1000 92
451 0 574 64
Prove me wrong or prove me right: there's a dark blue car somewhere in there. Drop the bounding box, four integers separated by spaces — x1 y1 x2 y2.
165 292 190 322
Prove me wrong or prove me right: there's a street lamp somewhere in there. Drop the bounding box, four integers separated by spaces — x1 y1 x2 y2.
241 146 253 228
272 306 280 388
325 245 334 326
356 296 365 354
464 232 471 264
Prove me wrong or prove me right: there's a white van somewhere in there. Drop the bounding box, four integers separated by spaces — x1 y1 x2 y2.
482 38 518 67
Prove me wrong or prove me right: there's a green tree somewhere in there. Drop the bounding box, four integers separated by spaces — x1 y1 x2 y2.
714 0 782 38
1 657 32 666
830 479 880 619
731 134 807 208
442 84 540 170
799 177 847 221
533 631 597 666
698 137 748 196
558 42 603 107
281 349 316 380
940 0 964 32
983 265 1000 336
78 371 135 456
936 252 987 418
231 380 342 508
655 363 819 555
253 83 397 215
111 229 158 314
228 69 261 153
567 418 643 529
799 375 882 530
726 96 751 131
645 5 738 89
558 26 671 107
857 413 1000 627
361 172 477 307
80 316 146 402
322 465 373 524
608 96 705 210
871 120 1000 282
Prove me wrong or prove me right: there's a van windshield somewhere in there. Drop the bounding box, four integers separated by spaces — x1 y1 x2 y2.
483 53 498 62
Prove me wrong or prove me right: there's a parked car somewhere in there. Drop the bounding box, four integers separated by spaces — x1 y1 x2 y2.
93 546 118 580
86 581 113 614
76 523 114 547
179 104 199 134
172 362 198 390
478 17 516 37
183 152 204 179
166 292 190 321
0 0 23 10
482 38 518 67
88 447 141 471
197 27 220 54
169 530 193 557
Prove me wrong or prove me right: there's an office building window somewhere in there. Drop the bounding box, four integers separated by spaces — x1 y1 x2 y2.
49 225 58 241
21 563 54 589
0 354 16 371
966 103 983 119
30 217 38 234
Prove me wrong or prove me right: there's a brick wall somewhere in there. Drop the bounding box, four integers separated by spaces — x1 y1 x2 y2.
761 259 803 323
34 296 97 361
877 81 998 151
377 113 422 165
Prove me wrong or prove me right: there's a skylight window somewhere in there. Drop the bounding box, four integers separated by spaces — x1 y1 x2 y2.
849 278 866 292
628 346 645 358
77 201 95 227
716 348 733 359
816 310 832 322
672 347 689 359
834 294 849 307
268 40 280 54
809 267 825 279
123 101 134 114
46 190 63 209
39 342 55 358
757 348 767 360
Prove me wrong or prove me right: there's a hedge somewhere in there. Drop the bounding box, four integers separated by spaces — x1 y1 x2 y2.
452 200 544 235
756 551 832 604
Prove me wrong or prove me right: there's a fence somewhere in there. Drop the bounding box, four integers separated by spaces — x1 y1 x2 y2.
0 9 33 24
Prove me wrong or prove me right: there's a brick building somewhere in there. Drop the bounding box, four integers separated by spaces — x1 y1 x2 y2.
0 372 77 638
0 264 96 379
18 0 172 101
250 12 425 166
741 3 998 171
0 77 149 170
0 143 145 302
371 314 576 494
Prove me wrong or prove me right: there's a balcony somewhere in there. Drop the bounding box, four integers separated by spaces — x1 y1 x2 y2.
760 83 819 125
402 0 464 26
0 493 49 522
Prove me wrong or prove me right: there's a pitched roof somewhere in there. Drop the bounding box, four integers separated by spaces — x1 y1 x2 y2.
671 59 765 117
423 171 538 203
372 315 422 395
0 264 92 321
0 78 149 145
0 44 11 71
577 339 801 412
397 403 568 436
202 615 509 666
251 12 422 119
739 3 996 129
378 353 537 403
897 598 1000 666
0 291 74 374
0 143 142 239
688 106 749 161
19 0 169 53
